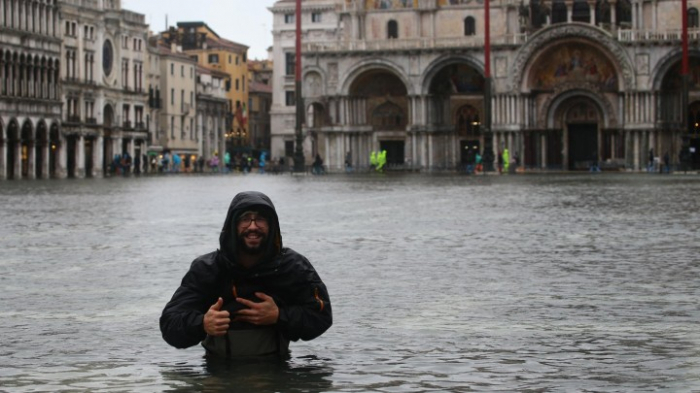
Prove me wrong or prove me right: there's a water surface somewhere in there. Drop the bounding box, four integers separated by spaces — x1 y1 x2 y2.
0 173 698 392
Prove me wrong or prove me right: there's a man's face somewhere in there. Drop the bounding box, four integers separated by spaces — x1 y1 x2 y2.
236 211 269 255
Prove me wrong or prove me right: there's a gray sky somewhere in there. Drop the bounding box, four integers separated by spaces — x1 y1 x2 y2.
122 0 278 60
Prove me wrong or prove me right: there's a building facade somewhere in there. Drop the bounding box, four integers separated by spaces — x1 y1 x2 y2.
270 0 700 172
153 42 198 166
160 22 251 150
248 59 273 152
196 65 229 170
0 0 62 180
59 0 149 178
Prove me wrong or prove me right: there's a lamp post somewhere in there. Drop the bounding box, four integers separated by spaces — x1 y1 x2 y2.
293 0 306 172
483 0 494 171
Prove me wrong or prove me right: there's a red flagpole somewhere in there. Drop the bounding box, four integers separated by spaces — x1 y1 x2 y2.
682 0 689 76
484 0 491 79
484 0 493 170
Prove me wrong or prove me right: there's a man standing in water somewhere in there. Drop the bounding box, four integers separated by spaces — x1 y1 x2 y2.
160 191 332 357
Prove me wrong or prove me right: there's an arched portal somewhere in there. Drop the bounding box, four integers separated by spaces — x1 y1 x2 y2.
428 62 485 126
659 56 700 169
555 97 603 170
6 120 18 179
49 123 60 178
35 121 48 179
350 69 408 166
21 120 33 178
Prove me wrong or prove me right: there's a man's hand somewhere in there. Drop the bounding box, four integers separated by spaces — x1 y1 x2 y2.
234 292 279 326
203 297 230 336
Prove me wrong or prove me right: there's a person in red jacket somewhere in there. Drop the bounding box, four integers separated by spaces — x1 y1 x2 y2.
160 191 332 358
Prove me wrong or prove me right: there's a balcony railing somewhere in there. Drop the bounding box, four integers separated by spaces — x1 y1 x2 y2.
303 34 527 54
86 117 97 125
122 121 133 130
135 122 146 130
66 115 81 124
617 28 700 42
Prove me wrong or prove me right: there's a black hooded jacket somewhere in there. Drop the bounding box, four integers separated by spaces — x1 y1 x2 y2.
160 191 332 350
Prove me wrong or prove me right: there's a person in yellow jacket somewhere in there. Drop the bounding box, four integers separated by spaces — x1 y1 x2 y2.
370 151 377 171
502 148 510 174
376 150 387 173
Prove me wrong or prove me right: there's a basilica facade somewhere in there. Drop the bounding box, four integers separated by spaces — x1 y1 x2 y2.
270 0 700 172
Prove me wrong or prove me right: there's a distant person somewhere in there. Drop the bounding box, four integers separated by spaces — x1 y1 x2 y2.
663 151 670 174
160 191 333 358
370 151 377 171
313 154 324 175
345 151 353 173
502 148 510 174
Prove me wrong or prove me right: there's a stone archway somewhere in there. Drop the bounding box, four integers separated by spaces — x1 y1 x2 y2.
35 121 48 179
49 123 60 178
349 69 409 130
20 119 34 179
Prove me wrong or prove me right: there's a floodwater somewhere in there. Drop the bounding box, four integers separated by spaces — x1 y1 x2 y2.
0 173 699 392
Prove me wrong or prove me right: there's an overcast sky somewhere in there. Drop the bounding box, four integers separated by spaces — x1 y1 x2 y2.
122 0 278 60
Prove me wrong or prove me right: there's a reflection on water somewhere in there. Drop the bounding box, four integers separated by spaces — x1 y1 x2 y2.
0 173 699 392
160 356 334 393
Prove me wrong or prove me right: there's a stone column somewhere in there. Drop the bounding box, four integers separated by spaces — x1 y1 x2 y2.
0 137 6 180
633 130 640 171
541 133 548 169
95 135 104 177
563 127 569 169
13 138 21 179
41 139 49 179
27 139 35 179
77 135 85 178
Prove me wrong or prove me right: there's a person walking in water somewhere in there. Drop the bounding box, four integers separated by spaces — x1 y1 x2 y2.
370 151 377 171
160 191 333 358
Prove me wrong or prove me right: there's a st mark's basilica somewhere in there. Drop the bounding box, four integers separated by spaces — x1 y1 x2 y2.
270 0 700 171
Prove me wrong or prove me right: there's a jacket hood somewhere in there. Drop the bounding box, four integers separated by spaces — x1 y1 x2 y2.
219 191 283 265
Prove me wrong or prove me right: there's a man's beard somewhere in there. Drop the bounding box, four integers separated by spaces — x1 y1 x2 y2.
237 230 267 255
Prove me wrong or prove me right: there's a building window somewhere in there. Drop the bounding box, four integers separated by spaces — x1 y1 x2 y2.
171 116 175 138
285 52 295 76
208 54 219 64
552 0 567 24
171 63 174 75
284 14 295 24
229 55 232 64
285 141 294 157
171 88 174 105
690 8 700 28
285 91 296 106
236 79 239 91
464 17 475 36
181 65 184 77
312 12 322 23
388 20 398 39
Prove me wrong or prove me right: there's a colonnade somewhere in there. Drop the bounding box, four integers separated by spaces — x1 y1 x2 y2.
0 0 58 37
0 51 60 100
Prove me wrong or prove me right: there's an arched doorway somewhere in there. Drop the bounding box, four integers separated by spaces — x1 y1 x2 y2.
349 69 409 167
455 105 481 166
36 121 48 179
563 99 602 170
49 123 60 178
6 120 18 179
104 104 114 128
21 120 33 178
